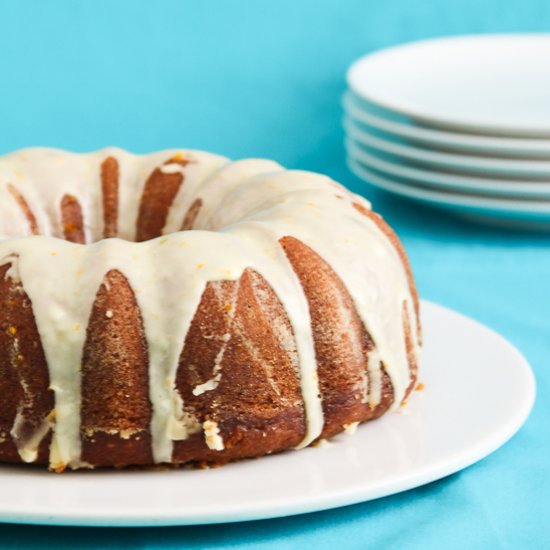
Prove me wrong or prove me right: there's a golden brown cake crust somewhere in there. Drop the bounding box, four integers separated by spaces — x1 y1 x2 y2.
101 157 119 239
7 183 39 235
136 157 188 242
0 262 54 466
60 194 86 244
173 269 306 465
181 198 203 230
280 236 394 439
80 269 153 467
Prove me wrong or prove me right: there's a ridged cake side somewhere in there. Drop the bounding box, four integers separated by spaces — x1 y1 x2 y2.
0 148 421 470
80 269 153 467
0 261 54 463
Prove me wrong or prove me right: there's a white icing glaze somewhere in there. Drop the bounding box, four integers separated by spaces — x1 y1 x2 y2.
343 421 359 435
0 148 420 468
192 332 231 397
11 412 53 463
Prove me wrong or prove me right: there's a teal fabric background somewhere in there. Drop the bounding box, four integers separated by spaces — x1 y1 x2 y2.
0 0 549 548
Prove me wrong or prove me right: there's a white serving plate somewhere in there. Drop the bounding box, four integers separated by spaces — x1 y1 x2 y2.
347 35 550 137
345 121 550 178
348 156 550 226
0 301 535 527
346 137 550 199
343 93 550 159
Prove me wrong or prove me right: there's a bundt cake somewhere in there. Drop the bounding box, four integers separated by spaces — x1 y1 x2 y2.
0 148 421 471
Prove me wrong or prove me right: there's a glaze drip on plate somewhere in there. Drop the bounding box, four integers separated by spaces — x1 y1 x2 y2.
0 148 420 470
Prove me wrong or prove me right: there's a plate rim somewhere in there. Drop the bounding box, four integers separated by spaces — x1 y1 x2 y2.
345 134 550 198
345 121 550 178
343 93 550 158
0 301 536 527
347 34 550 137
347 154 550 218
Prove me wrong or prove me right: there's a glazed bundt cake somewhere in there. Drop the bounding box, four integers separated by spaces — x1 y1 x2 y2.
0 148 421 471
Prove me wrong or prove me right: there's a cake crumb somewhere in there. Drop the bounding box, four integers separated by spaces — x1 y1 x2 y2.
415 382 426 391
343 421 359 435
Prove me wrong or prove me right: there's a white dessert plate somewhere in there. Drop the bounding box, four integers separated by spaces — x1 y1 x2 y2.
0 301 535 527
346 138 550 199
348 156 550 226
347 35 550 137
345 121 550 178
343 93 550 159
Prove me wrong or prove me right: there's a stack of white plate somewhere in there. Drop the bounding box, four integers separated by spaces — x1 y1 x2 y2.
344 34 550 228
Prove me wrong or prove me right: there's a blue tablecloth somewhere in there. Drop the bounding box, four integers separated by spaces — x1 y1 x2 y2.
1 1 549 547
